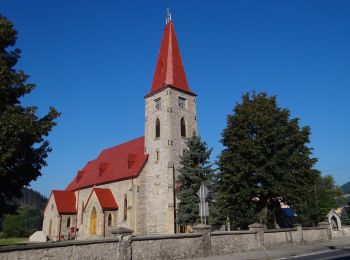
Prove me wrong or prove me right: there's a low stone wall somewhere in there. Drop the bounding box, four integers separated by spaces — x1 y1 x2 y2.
0 238 121 260
0 224 347 260
341 226 350 236
264 228 300 248
211 231 258 255
132 234 202 260
302 227 329 243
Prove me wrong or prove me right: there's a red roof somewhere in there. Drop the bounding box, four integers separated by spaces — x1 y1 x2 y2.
52 190 77 214
148 20 194 96
66 136 148 190
85 188 119 211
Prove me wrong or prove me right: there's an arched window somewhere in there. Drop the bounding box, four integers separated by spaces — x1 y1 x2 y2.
49 219 52 236
81 201 84 224
155 118 160 138
124 194 128 221
181 118 186 137
108 213 112 227
67 217 71 228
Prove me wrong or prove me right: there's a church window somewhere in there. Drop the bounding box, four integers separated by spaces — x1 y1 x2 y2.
49 219 52 236
123 194 128 221
67 217 71 228
108 213 112 227
178 97 186 109
155 98 161 110
51 204 54 211
155 118 160 138
181 118 186 137
81 201 84 224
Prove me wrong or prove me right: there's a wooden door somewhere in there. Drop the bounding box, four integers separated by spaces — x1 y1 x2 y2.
90 207 97 235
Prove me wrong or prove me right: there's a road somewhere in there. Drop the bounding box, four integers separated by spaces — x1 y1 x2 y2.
289 247 350 260
194 237 350 260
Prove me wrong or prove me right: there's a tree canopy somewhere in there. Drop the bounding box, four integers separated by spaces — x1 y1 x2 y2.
217 92 319 229
0 15 59 216
298 174 343 226
1 206 42 237
177 134 214 225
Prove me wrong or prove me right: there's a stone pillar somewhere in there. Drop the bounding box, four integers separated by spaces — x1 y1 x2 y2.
192 224 211 257
249 223 264 249
293 223 303 243
318 221 331 240
111 227 133 260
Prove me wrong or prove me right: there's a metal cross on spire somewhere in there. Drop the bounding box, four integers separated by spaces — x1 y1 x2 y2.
166 8 172 24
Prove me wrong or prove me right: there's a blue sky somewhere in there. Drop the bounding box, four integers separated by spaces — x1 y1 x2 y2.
2 0 350 196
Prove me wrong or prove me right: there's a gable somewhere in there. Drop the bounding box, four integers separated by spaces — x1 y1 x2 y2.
84 188 119 212
52 190 77 214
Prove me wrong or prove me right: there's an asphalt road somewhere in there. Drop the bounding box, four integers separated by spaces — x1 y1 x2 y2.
194 237 350 260
290 247 350 260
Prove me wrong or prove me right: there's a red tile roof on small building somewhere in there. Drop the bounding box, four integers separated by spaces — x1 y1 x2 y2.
148 20 195 97
66 136 148 191
85 188 119 211
52 190 77 214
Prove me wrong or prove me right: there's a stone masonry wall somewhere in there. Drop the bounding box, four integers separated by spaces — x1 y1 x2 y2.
1 224 344 260
302 227 329 243
132 234 202 260
43 178 137 240
43 195 59 241
138 87 198 235
0 239 121 260
210 231 257 255
264 229 300 248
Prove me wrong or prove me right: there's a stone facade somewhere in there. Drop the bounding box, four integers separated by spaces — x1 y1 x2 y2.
43 178 140 240
137 87 197 234
76 180 136 237
43 196 76 241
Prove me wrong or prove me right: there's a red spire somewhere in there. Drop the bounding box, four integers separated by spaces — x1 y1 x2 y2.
148 16 194 96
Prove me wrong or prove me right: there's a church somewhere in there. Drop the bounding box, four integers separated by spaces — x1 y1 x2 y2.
42 13 198 241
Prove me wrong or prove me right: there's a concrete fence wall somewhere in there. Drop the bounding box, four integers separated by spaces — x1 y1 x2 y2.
0 223 346 260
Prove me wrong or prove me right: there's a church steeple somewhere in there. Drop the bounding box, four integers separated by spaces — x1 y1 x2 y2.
141 12 198 234
148 10 194 96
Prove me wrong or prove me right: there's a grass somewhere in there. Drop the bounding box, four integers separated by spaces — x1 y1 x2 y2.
0 237 28 246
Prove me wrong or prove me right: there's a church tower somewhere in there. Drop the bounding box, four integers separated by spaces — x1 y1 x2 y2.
137 12 198 234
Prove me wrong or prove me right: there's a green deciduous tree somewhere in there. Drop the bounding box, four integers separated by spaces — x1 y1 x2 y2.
177 134 214 225
340 207 350 225
2 206 42 237
297 174 343 226
0 15 59 216
315 175 342 222
217 92 318 229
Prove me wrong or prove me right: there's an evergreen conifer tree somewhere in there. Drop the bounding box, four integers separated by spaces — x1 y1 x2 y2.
177 134 214 226
217 92 318 229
